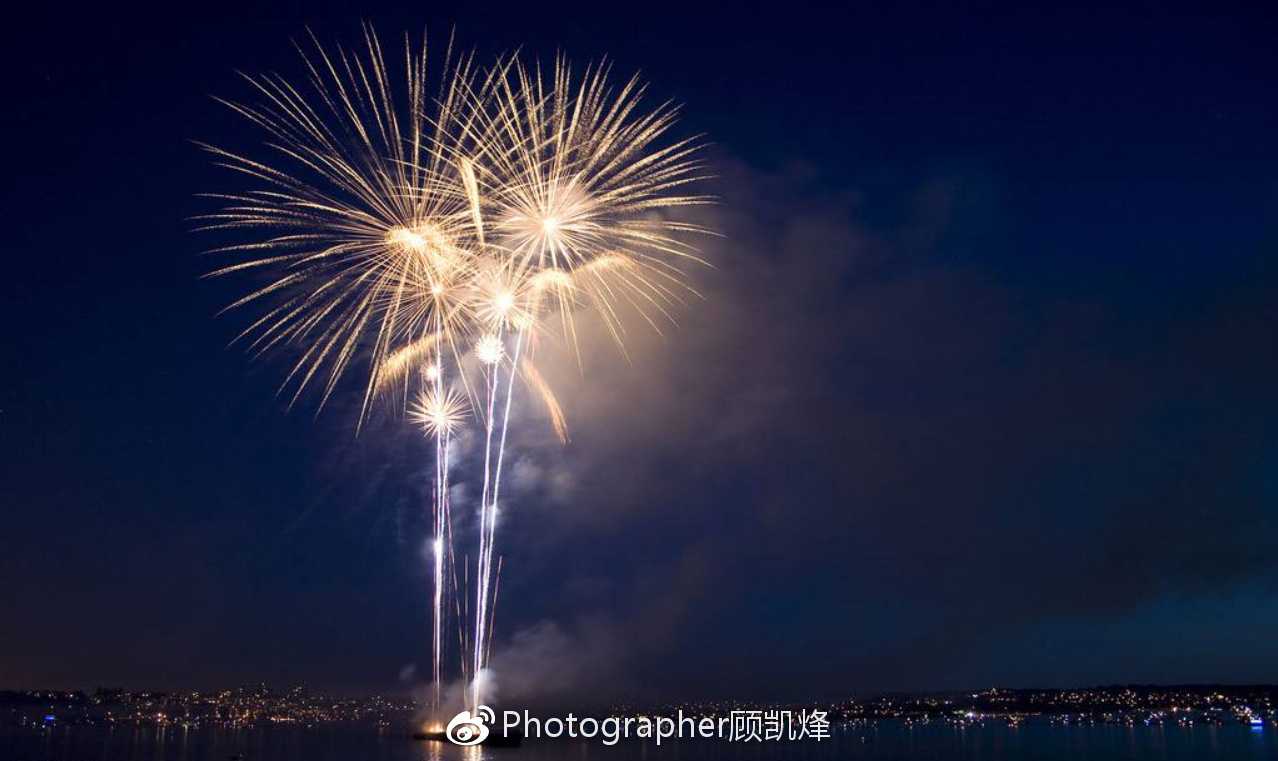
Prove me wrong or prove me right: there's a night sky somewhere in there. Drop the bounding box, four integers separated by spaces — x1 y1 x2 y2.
3 1 1277 703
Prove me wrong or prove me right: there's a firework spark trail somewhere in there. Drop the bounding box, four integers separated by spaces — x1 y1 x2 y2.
432 441 444 709
407 342 472 717
410 377 465 716
490 331 526 557
486 556 504 669
472 330 501 708
431 313 446 714
471 328 526 708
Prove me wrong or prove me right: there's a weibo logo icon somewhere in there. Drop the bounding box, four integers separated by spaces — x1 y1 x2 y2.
446 705 495 745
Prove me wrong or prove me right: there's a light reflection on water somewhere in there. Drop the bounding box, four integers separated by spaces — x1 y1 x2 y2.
3 723 1277 761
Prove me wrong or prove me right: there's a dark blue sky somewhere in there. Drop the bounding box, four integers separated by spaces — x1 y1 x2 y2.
2 1 1277 701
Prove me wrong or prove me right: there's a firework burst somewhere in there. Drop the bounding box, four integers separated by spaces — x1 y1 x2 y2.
465 54 714 346
195 27 483 414
200 27 711 716
409 386 469 437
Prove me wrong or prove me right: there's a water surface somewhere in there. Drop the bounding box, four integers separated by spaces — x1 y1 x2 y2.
4 722 1277 760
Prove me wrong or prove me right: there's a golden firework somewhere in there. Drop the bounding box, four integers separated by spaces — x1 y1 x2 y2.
201 27 713 717
409 386 469 437
461 54 715 347
195 27 483 415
